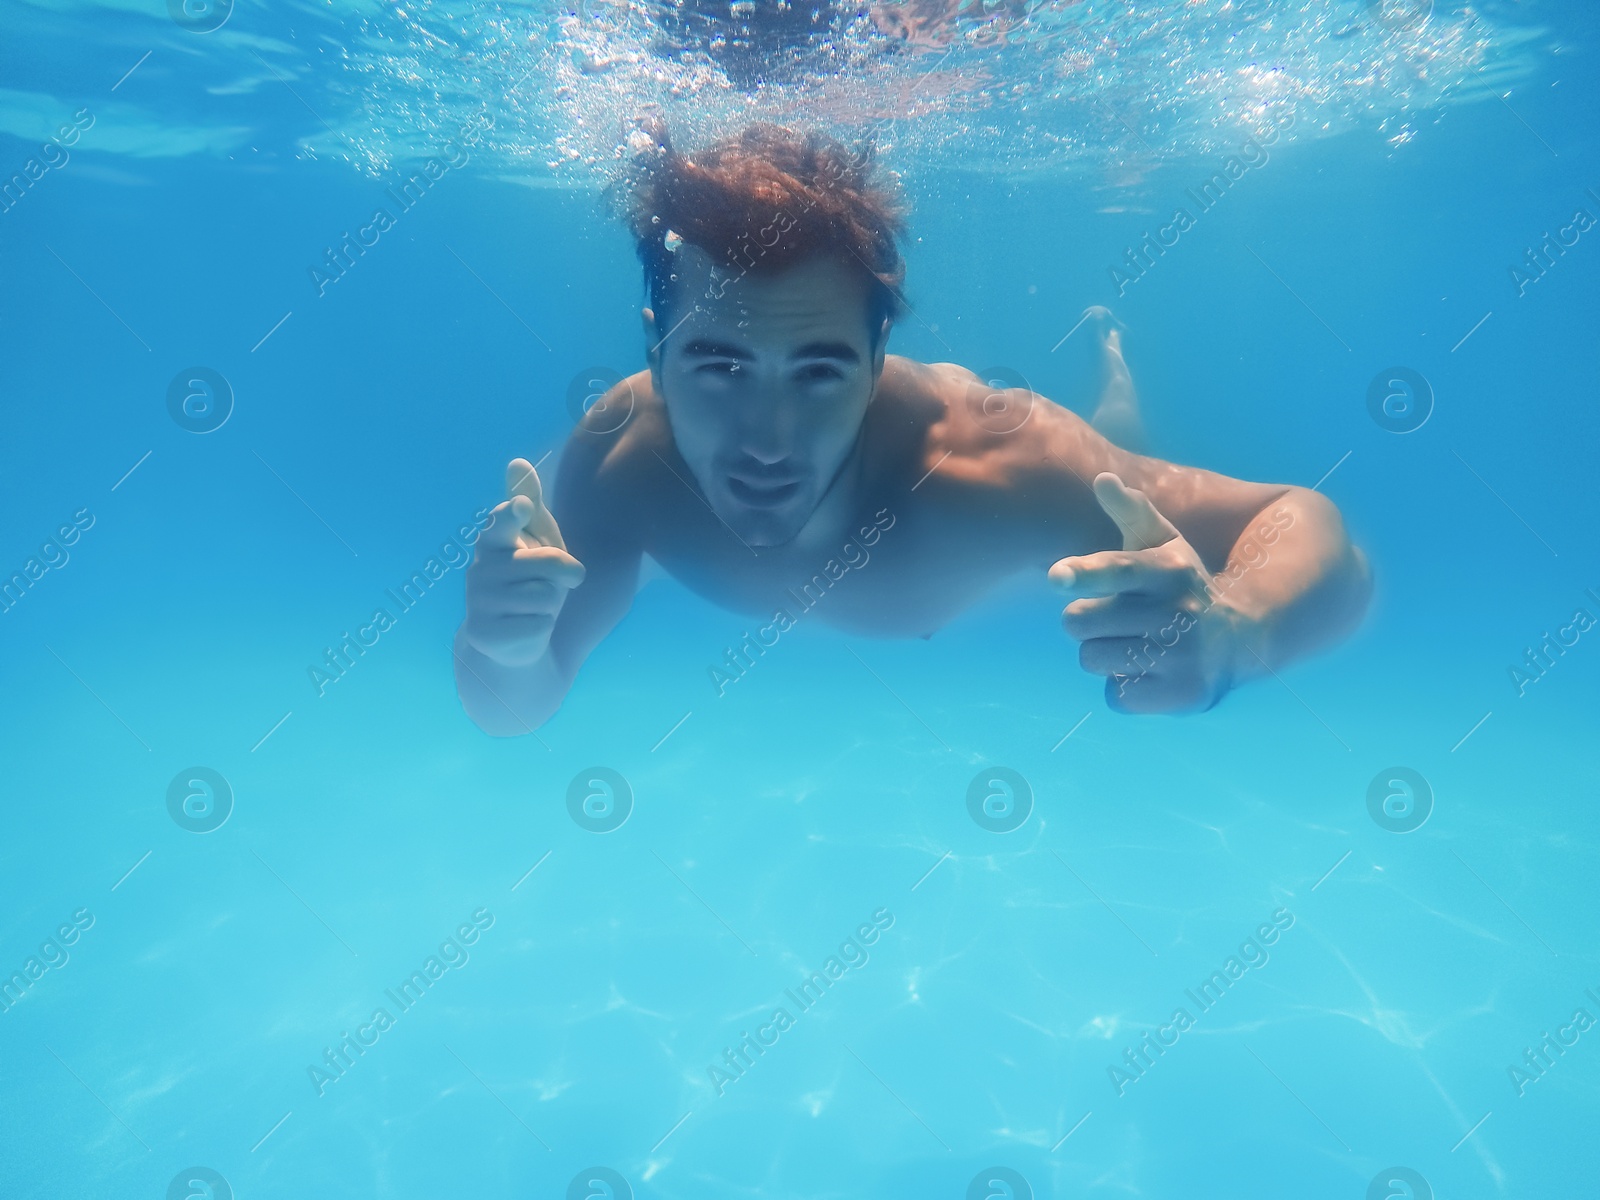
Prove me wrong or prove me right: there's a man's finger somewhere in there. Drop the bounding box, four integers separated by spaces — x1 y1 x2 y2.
494 575 580 613
508 545 587 591
1061 595 1183 642
1093 472 1183 552
1079 636 1169 679
505 457 566 551
480 496 535 551
1106 670 1211 715
1049 550 1183 600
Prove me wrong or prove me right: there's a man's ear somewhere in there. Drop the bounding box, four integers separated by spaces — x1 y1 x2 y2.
641 306 665 394
641 306 659 358
870 317 890 377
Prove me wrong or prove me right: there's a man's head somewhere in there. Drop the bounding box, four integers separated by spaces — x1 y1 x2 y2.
621 123 906 547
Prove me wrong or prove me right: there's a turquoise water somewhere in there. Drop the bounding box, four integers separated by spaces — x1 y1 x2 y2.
2 1 1598 1197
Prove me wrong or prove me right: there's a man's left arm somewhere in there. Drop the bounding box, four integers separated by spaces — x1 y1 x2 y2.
1021 405 1373 713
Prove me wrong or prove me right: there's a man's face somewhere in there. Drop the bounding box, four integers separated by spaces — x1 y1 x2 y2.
645 247 886 548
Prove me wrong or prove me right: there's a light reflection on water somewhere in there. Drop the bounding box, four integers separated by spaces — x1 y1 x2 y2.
1 0 1544 184
342 0 1535 181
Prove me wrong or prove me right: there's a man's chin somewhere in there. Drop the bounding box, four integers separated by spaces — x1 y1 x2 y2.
720 500 810 548
737 516 806 549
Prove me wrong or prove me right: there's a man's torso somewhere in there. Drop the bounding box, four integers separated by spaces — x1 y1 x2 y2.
560 355 1121 639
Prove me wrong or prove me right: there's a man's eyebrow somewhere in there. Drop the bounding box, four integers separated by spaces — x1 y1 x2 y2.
791 341 861 363
680 338 753 359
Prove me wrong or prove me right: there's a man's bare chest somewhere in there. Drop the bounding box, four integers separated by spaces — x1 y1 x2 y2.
642 502 1041 639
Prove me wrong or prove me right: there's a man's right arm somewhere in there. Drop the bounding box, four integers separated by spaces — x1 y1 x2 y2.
454 442 642 736
453 631 577 737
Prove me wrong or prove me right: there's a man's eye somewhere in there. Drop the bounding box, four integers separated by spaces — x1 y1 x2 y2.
799 364 843 382
698 362 740 376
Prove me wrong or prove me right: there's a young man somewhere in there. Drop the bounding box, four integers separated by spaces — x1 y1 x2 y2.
454 124 1371 736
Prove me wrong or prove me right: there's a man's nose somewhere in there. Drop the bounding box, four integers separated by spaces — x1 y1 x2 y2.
740 441 790 466
734 399 798 463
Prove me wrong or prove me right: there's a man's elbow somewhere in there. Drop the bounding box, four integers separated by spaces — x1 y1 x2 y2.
1284 485 1373 629
1348 542 1375 624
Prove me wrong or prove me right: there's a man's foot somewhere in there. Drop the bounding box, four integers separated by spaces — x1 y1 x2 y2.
1084 307 1147 453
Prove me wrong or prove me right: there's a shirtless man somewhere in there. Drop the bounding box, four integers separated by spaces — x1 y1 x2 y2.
454 123 1371 736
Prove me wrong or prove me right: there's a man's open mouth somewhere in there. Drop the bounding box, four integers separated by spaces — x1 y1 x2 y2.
727 474 803 508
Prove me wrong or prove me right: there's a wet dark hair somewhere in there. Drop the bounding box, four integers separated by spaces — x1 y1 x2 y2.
617 121 907 344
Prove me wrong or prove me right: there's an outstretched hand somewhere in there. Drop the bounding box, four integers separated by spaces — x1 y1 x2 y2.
1049 473 1244 714
462 458 586 667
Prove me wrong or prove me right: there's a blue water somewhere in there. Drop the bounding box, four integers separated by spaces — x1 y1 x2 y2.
2 2 1598 1197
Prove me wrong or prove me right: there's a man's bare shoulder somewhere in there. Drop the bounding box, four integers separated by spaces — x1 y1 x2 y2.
548 369 676 543
554 371 669 488
876 355 1113 493
863 355 1124 569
